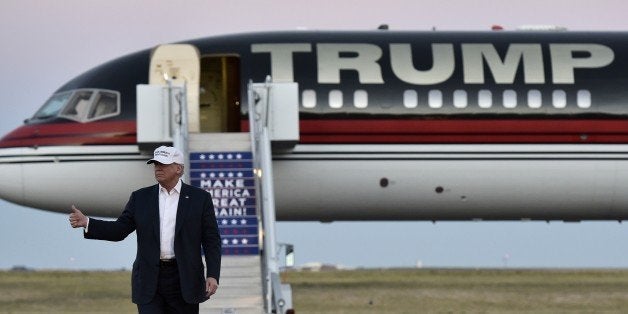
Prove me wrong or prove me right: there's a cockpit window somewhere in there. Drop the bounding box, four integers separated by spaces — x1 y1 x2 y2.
32 91 73 119
88 91 119 120
30 89 120 123
60 91 94 121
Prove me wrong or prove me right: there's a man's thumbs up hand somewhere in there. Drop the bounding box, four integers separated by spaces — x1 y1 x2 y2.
69 205 88 228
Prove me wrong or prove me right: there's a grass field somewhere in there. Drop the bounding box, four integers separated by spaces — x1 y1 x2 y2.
282 268 628 313
2 268 628 313
0 270 135 313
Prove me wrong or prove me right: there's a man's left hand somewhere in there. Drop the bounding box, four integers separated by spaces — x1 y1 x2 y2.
206 277 218 298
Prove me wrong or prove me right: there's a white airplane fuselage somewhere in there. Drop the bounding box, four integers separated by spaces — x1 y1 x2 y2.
3 143 628 221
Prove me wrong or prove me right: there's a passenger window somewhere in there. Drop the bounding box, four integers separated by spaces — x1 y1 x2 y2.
353 90 368 109
527 90 542 109
403 90 418 108
552 90 567 109
577 90 591 109
478 90 492 108
428 90 442 108
302 90 316 108
453 90 467 108
503 90 517 109
329 90 343 109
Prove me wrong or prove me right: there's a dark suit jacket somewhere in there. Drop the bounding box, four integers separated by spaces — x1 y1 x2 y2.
85 182 222 304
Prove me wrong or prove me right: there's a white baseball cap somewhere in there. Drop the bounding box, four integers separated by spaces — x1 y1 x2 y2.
146 146 184 165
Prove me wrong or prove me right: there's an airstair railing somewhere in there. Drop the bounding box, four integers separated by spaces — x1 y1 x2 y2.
164 79 190 183
248 76 289 314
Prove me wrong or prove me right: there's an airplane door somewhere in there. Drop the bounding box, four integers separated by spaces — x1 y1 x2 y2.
149 44 201 132
199 56 241 132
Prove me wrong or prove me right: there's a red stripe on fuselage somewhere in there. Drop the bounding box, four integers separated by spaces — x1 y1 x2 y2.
4 118 628 148
0 120 136 148
243 119 628 144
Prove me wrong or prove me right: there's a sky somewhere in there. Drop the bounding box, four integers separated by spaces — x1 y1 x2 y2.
3 0 628 270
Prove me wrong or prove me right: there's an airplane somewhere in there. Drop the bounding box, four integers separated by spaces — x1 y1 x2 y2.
2 29 628 222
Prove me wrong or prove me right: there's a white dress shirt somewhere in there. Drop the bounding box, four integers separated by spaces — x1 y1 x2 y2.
159 180 182 259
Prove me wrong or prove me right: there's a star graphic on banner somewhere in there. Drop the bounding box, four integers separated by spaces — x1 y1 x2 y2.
236 153 242 159
221 219 228 225
200 154 206 160
237 172 243 177
218 154 224 160
227 154 233 159
231 219 238 225
209 173 215 178
218 172 224 178
200 173 206 178
209 154 215 160
242 238 249 245
231 239 239 245
227 172 234 178
240 219 247 225
222 239 229 245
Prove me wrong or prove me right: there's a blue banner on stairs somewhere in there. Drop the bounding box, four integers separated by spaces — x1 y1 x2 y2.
189 152 259 255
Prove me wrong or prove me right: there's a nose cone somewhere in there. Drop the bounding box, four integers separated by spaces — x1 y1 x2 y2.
0 150 24 206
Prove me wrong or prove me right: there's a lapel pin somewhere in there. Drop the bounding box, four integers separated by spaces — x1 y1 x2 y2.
185 195 189 199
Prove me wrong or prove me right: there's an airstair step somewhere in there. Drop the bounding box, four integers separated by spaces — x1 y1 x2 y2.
221 256 260 267
218 276 261 287
189 133 251 151
200 306 264 314
205 295 264 308
214 286 264 297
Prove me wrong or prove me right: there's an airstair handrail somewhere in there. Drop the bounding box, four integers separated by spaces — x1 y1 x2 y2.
247 77 290 314
165 79 190 183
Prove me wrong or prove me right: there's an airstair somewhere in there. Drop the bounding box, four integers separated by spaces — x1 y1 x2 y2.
137 46 297 314
188 134 264 314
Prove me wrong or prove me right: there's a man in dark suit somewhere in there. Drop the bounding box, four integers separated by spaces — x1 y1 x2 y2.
69 146 221 313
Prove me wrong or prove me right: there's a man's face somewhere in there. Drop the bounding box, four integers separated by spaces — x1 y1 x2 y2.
153 162 181 187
